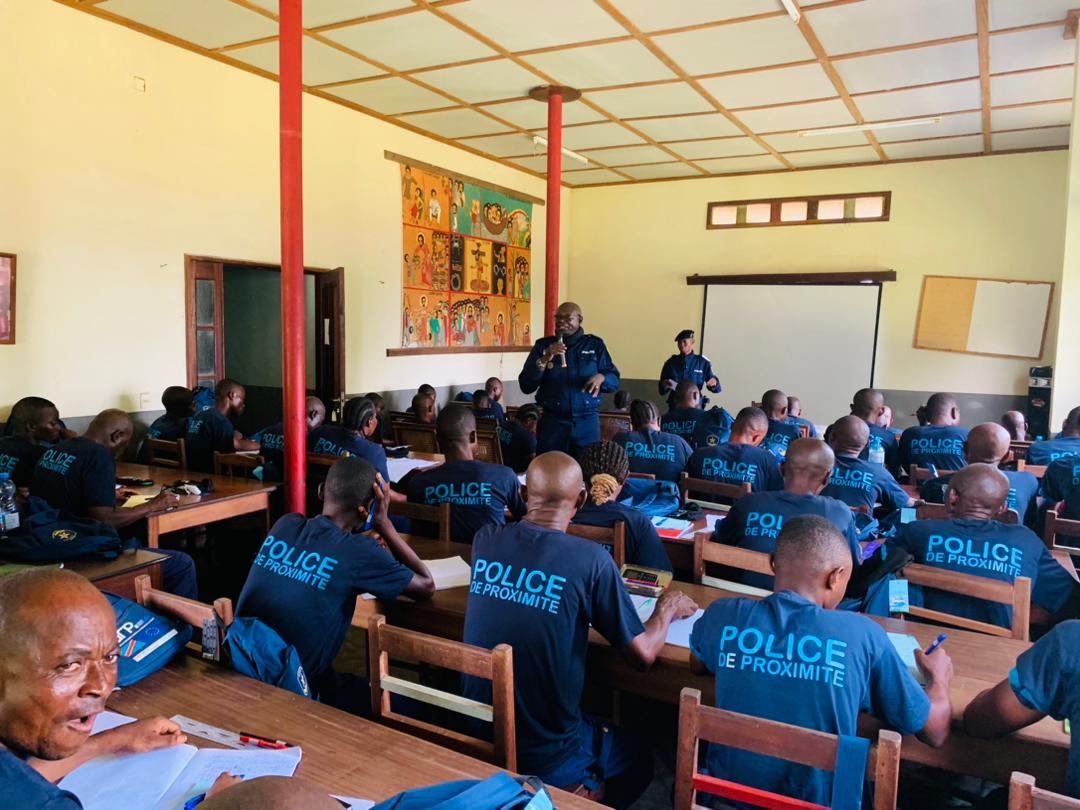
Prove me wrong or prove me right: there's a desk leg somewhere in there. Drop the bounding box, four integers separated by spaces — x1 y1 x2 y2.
147 518 160 549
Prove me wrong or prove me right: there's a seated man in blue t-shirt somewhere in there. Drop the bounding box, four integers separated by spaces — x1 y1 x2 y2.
822 415 913 515
895 464 1077 630
898 392 968 473
498 403 539 474
613 399 692 483
136 386 194 463
824 388 901 475
485 377 507 423
237 457 435 712
0 569 200 808
255 396 326 482
1027 406 1080 466
919 422 1039 525
965 621 1080 797
685 406 782 500
308 396 393 488
463 452 697 806
760 389 802 460
572 440 672 571
30 409 198 600
0 396 61 490
660 381 708 448
785 395 819 439
403 405 526 544
1042 455 1080 507
690 516 953 807
185 379 259 473
713 438 860 590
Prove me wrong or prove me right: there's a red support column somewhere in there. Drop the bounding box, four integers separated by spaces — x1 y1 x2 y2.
279 0 306 514
543 89 563 337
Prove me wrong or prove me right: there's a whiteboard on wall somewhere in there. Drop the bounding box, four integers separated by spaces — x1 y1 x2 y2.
700 283 881 423
914 276 1053 360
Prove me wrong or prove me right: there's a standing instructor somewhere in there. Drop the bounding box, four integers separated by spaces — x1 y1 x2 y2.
519 302 619 456
659 329 720 409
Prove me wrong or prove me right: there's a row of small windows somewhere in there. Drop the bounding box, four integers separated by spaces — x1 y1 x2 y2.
706 192 891 229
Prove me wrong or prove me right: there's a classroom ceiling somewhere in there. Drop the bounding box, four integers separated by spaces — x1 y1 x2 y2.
62 0 1077 186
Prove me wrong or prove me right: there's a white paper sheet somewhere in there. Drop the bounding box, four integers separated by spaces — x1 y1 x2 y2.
629 594 704 649
60 743 198 810
887 632 927 685
151 746 303 810
333 797 375 810
90 710 137 734
704 514 724 533
387 457 438 483
426 556 471 590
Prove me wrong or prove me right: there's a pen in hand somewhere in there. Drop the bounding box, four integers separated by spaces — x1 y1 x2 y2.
924 633 947 655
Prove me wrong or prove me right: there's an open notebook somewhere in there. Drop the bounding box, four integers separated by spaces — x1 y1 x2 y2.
59 713 302 810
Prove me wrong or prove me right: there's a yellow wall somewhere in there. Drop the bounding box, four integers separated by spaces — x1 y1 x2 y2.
0 0 566 417
568 151 1067 398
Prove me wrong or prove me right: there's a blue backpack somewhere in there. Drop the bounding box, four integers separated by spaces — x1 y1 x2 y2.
2 497 134 562
224 617 311 699
619 478 681 517
372 774 554 810
191 386 216 412
105 593 193 687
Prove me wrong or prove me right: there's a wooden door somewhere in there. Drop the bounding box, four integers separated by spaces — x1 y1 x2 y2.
314 267 346 421
185 257 225 390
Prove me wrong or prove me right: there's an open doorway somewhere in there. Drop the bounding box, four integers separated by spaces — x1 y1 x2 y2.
184 255 345 433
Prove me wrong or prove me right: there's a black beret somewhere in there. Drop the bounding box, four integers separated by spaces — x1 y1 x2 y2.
675 329 695 342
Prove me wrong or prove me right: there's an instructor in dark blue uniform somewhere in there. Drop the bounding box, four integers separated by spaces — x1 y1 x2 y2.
658 329 719 409
519 301 620 457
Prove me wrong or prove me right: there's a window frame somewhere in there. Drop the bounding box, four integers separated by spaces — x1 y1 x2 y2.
705 191 892 230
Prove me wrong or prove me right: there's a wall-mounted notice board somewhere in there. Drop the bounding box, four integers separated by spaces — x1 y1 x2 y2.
913 275 1054 360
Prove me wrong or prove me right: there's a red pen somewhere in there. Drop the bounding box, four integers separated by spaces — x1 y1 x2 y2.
239 733 290 749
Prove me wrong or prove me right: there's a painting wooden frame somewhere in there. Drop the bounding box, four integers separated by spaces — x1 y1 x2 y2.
0 253 15 345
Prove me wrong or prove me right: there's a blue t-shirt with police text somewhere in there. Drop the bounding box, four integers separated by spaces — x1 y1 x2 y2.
236 513 415 680
614 428 692 483
257 422 286 482
1027 436 1080 467
689 591 929 807
0 435 45 488
405 459 526 544
898 425 968 473
921 469 1039 525
763 419 802 460
1043 457 1080 502
185 408 236 473
661 407 708 448
497 420 537 474
822 454 910 513
572 499 672 571
307 424 390 482
31 437 116 517
686 442 782 495
462 521 644 776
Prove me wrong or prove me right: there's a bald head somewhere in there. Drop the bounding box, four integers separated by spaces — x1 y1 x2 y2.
947 463 1010 519
787 396 802 418
965 422 1011 465
554 301 583 336
851 388 885 421
828 415 870 457
412 393 436 424
926 392 959 426
1000 411 1026 441
731 407 768 446
675 380 700 408
305 397 326 430
783 438 835 495
524 452 585 530
85 408 133 456
0 570 118 760
772 516 853 608
761 389 787 420
436 403 477 448
200 777 341 810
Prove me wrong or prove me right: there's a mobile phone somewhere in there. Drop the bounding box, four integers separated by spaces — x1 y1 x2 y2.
900 507 917 524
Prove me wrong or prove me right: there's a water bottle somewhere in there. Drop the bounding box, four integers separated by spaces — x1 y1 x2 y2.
868 436 885 466
0 473 18 535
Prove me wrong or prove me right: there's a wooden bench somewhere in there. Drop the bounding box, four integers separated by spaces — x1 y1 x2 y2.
679 473 751 506
567 521 627 568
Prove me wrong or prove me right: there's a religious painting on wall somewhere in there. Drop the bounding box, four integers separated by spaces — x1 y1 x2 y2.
0 253 15 345
399 163 531 351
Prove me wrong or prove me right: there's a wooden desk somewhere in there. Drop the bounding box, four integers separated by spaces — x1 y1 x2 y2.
70 549 166 599
366 537 1071 791
108 657 598 808
117 463 276 548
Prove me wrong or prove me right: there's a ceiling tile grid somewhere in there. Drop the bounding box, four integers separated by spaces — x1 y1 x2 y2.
66 0 1077 186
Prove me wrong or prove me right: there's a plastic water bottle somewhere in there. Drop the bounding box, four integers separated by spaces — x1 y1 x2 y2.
0 473 18 535
868 436 885 466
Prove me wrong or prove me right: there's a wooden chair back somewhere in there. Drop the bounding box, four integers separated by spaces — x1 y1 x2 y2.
917 502 1019 525
600 412 632 442
1044 510 1080 553
394 423 439 454
304 452 341 515
147 437 187 470
134 574 233 655
388 410 411 423
899 563 1031 640
474 428 504 466
1009 772 1080 809
1016 461 1048 478
627 471 656 480
213 452 262 478
699 540 773 595
798 423 811 438
1010 441 1033 462
675 687 901 810
389 500 452 543
567 521 627 568
909 465 938 482
368 615 516 770
850 504 871 515
679 473 751 505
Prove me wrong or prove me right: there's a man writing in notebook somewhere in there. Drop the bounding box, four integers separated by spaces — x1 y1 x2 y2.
463 452 696 807
690 516 953 807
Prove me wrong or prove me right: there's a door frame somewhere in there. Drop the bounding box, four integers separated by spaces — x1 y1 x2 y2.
183 255 345 407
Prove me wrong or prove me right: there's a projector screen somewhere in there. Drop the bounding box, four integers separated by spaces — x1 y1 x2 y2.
700 283 882 425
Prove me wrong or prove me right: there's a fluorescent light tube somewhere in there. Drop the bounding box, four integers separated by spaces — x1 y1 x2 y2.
779 0 801 23
797 117 942 137
532 135 589 166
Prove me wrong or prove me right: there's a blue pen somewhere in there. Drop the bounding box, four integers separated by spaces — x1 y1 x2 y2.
924 633 947 655
184 795 206 810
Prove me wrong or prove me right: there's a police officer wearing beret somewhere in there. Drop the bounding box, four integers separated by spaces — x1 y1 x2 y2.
659 329 720 410
519 301 620 456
